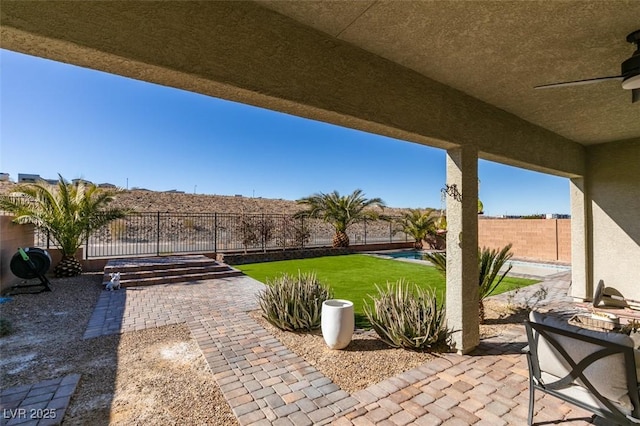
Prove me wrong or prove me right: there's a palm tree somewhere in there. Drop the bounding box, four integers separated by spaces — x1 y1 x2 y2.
294 189 385 247
396 208 438 249
0 174 128 277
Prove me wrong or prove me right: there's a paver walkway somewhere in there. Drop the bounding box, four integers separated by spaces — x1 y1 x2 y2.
84 275 360 424
84 269 616 425
7 267 617 425
0 374 80 426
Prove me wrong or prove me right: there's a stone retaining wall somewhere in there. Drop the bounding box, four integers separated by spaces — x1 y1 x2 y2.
218 242 413 265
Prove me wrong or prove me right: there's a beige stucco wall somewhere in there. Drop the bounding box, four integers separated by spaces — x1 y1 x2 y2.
0 216 35 292
570 178 590 301
587 139 640 302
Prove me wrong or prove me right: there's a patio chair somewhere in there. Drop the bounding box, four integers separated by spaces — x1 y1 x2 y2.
524 311 640 425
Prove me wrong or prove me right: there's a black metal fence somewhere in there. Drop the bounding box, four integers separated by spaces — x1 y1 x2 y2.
32 212 409 258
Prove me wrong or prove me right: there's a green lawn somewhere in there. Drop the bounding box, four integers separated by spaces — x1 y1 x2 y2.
237 254 538 328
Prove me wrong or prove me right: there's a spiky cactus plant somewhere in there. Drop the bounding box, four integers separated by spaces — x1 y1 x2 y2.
258 271 332 331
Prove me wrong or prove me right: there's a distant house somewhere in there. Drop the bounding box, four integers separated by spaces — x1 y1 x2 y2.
0 173 10 182
497 214 570 219
546 213 571 219
18 173 41 183
72 178 94 186
98 183 117 188
18 173 61 185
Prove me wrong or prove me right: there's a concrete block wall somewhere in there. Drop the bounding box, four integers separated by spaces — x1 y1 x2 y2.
0 217 35 292
556 220 571 262
478 218 571 262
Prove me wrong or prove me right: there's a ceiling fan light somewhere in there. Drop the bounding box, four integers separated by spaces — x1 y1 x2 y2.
622 74 640 90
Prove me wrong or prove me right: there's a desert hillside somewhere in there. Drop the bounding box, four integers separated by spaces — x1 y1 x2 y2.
0 181 415 216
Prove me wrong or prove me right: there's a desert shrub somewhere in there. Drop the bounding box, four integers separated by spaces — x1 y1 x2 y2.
0 318 13 337
237 215 260 251
277 216 311 248
423 251 446 274
364 280 452 351
258 272 332 332
237 215 276 252
478 244 513 304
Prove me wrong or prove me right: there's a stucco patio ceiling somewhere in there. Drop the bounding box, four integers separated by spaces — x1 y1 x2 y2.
257 1 639 145
1 0 638 154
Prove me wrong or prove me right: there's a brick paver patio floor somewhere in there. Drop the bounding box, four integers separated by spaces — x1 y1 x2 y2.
13 271 616 425
0 374 80 426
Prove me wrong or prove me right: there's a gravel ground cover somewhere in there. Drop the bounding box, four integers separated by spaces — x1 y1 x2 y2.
0 275 237 425
249 311 438 394
249 299 527 394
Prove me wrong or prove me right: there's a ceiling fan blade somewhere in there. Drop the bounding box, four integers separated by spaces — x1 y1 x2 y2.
633 88 640 103
534 75 623 89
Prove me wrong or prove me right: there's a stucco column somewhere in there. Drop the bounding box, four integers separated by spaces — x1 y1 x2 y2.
446 146 479 354
570 177 591 301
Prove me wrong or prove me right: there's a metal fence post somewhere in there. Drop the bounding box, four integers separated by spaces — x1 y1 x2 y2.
156 211 161 256
364 218 367 244
282 215 286 251
214 212 218 253
261 213 266 252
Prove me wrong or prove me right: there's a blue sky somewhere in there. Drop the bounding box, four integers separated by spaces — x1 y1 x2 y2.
0 49 569 216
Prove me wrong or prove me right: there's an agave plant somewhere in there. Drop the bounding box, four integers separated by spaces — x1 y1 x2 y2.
478 244 513 321
364 279 452 350
395 208 438 249
294 189 385 248
258 271 332 331
0 174 128 277
423 243 514 323
422 250 447 275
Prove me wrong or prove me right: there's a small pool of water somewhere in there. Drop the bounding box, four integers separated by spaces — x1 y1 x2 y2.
379 250 571 271
383 250 427 260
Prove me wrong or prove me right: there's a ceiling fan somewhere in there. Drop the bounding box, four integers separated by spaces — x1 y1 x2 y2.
535 29 640 103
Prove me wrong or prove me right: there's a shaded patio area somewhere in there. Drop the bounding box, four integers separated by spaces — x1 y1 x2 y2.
3 267 619 425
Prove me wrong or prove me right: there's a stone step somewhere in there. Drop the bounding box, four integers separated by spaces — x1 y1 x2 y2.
103 264 232 282
102 255 242 287
115 269 242 287
103 255 218 274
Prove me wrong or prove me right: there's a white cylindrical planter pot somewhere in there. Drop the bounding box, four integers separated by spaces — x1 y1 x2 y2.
321 299 354 350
